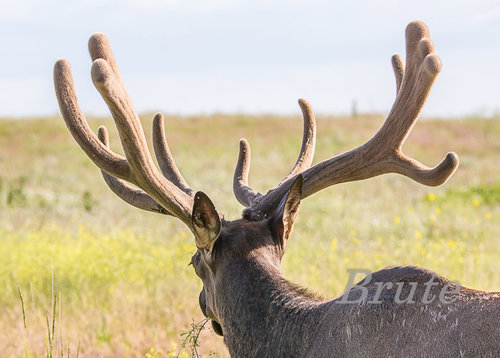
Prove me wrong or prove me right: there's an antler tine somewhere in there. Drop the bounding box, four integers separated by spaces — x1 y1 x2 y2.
152 113 193 196
88 33 124 86
389 151 459 187
280 98 317 184
233 98 315 209
369 20 459 182
88 33 137 127
372 21 439 151
97 126 171 215
54 59 131 180
391 54 404 94
233 138 262 207
243 20 459 219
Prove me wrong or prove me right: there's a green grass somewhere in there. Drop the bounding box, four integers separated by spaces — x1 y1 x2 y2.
0 113 499 356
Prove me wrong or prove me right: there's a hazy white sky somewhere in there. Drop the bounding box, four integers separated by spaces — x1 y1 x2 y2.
1 0 499 117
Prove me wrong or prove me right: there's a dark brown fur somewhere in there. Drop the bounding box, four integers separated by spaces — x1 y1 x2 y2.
193 218 500 357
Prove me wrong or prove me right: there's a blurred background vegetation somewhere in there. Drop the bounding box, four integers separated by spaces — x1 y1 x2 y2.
0 113 499 356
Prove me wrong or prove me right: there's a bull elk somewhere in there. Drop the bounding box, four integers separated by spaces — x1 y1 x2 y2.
54 21 499 357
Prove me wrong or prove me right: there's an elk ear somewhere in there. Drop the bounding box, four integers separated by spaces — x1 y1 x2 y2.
192 192 221 251
272 174 303 248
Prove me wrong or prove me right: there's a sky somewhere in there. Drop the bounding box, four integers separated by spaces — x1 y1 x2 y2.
1 0 499 118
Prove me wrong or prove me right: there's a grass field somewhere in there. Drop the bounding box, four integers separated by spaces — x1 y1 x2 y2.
0 113 499 357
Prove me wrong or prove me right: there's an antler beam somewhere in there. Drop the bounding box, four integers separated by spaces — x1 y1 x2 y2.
240 21 459 219
54 33 196 230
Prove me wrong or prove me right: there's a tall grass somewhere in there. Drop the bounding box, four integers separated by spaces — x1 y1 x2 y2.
0 114 499 356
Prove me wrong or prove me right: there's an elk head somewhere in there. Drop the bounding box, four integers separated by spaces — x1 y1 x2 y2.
54 21 459 338
190 175 303 335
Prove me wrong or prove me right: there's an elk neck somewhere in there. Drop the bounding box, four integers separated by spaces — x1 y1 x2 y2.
214 247 326 356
